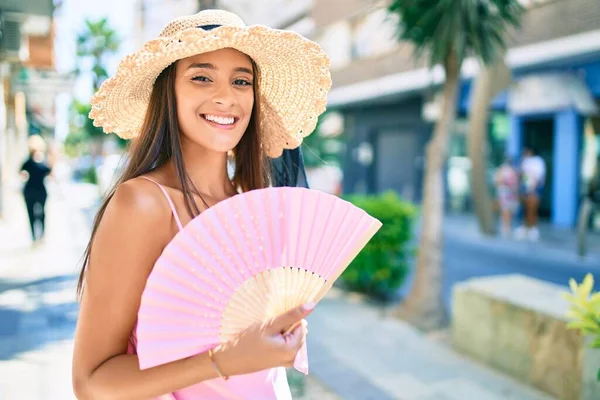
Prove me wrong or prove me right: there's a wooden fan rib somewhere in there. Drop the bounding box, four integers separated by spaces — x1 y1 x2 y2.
225 283 266 322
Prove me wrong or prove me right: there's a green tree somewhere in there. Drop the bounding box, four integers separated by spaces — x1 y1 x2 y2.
468 55 511 235
76 18 120 93
387 0 524 329
301 114 345 169
69 18 121 155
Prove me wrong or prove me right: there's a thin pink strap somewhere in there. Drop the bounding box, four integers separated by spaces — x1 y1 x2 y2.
140 176 184 231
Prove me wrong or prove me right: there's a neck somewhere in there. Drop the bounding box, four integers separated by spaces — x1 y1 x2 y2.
173 138 235 200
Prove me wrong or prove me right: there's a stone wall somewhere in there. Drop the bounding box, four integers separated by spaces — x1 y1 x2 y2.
452 274 600 400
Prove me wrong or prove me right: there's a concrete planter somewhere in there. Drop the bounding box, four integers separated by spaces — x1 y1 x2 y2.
452 274 600 400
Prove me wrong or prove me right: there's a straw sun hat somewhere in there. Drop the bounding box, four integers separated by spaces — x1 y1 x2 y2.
89 9 332 157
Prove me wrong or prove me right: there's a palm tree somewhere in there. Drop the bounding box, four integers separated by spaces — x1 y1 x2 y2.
76 18 120 93
468 55 511 236
387 0 524 330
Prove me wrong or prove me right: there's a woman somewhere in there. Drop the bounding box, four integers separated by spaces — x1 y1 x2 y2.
20 134 52 244
72 10 331 400
494 156 519 237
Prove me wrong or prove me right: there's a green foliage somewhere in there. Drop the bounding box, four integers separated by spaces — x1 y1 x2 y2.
301 113 345 169
73 100 105 139
563 273 600 381
63 130 89 158
76 18 120 91
286 368 306 397
67 17 120 154
387 0 524 66
81 165 98 185
340 191 417 300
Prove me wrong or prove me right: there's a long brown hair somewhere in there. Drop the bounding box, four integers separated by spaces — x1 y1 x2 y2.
76 59 269 296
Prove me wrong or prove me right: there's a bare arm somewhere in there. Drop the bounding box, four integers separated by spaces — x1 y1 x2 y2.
72 179 221 400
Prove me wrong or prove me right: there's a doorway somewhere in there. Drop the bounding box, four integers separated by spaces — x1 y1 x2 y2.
371 129 418 201
522 118 554 218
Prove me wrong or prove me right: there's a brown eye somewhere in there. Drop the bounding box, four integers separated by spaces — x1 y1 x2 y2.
192 76 211 82
233 79 252 86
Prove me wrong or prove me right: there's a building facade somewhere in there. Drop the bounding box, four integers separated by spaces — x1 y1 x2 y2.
314 0 600 228
0 0 56 217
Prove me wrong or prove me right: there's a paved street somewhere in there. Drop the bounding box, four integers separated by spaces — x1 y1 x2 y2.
412 214 600 315
443 233 600 313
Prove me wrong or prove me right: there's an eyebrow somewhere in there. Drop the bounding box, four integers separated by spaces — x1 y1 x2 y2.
187 63 253 75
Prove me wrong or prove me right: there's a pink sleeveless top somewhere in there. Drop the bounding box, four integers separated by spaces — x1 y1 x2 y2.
127 177 293 400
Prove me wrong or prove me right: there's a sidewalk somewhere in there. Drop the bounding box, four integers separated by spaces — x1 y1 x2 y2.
307 289 555 400
0 181 87 400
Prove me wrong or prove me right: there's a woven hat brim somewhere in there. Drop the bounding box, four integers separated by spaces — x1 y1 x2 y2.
89 25 332 158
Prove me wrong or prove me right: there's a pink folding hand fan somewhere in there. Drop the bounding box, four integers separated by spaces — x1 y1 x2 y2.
136 186 382 374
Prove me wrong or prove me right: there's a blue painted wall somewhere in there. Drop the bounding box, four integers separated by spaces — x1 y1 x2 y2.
552 109 582 227
507 115 522 159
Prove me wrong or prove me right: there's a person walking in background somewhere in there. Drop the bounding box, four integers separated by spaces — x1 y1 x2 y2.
515 146 546 241
20 135 52 245
494 156 520 237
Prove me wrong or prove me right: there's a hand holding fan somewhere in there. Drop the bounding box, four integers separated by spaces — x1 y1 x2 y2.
135 187 382 375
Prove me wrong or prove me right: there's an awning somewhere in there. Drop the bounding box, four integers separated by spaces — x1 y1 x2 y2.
507 72 599 115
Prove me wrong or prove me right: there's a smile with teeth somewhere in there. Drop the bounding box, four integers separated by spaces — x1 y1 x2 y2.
203 114 236 125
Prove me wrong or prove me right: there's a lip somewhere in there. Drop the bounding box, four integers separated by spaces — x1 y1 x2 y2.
201 114 239 130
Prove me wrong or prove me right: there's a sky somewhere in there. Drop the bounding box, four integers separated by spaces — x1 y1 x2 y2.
52 0 138 140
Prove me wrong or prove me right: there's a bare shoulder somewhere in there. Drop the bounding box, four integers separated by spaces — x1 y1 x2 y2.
97 176 173 253
110 176 165 213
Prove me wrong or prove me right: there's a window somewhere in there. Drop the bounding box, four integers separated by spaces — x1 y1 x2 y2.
315 21 352 70
351 8 398 60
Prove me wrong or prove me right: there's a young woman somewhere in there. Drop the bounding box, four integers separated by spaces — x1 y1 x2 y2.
72 9 331 400
494 156 519 237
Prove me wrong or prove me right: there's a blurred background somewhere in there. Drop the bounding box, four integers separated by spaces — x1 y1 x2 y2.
0 0 600 399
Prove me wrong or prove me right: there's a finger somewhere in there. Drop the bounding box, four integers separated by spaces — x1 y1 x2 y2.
267 303 314 334
283 317 308 335
282 320 302 336
283 322 305 349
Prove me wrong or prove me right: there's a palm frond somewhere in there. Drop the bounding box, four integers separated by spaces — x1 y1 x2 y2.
387 0 524 67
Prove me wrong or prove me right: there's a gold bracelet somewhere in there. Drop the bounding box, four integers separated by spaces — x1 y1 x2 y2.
208 348 229 381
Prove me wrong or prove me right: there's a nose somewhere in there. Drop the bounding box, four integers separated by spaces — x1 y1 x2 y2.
212 82 235 108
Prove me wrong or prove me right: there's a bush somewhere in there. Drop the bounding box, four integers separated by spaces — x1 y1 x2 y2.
563 273 600 381
82 166 98 185
340 191 417 301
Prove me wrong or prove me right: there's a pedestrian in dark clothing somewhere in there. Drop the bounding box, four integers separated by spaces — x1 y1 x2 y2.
20 135 52 243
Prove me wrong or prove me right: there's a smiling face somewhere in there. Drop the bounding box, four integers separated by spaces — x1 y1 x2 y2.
175 48 255 153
